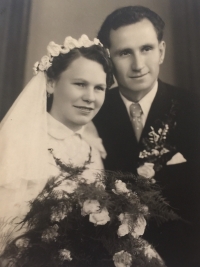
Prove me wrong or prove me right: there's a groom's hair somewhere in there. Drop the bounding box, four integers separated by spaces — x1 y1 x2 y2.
98 6 165 48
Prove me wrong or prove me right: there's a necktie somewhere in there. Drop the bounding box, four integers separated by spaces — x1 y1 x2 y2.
130 103 143 141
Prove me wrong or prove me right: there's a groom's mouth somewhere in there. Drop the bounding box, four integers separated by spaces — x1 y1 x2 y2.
73 106 94 114
130 72 149 79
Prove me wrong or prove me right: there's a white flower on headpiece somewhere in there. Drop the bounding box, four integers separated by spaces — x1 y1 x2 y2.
47 41 61 57
33 61 39 75
106 48 110 57
93 37 103 46
64 36 80 50
78 34 93 47
39 55 52 71
60 45 70 54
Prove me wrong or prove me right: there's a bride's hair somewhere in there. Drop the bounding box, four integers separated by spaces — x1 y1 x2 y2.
46 45 114 111
47 45 114 88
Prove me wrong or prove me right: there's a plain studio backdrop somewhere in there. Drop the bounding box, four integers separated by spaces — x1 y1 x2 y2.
0 0 200 120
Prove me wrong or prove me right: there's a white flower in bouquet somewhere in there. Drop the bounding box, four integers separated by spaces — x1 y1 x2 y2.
131 216 147 238
38 55 52 71
113 250 132 267
80 168 98 184
50 205 69 222
47 41 61 57
112 180 130 195
117 223 129 237
59 249 72 262
139 150 150 158
15 238 29 248
151 149 160 156
95 181 106 189
81 200 100 216
144 244 161 260
89 208 110 225
141 205 149 215
160 147 170 155
55 179 78 194
118 212 131 223
137 163 155 179
41 224 59 243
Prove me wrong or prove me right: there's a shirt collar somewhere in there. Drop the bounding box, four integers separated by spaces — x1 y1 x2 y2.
47 113 84 140
119 81 158 118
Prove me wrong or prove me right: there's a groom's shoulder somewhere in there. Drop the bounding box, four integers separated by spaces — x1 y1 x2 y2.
106 86 120 98
101 86 121 108
158 80 200 105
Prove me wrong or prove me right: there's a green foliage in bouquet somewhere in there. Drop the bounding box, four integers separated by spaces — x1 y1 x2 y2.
2 149 179 267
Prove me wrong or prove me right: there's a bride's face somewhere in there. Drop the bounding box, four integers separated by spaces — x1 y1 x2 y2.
49 56 107 131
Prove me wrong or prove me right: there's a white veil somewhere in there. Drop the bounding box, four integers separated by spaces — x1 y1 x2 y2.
0 72 49 218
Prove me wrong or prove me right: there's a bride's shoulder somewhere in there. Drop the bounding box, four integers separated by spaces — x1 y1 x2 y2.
82 122 107 159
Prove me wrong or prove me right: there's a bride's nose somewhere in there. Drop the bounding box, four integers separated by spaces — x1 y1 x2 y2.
82 87 95 102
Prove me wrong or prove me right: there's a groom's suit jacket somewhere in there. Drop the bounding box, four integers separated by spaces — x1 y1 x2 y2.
93 80 200 267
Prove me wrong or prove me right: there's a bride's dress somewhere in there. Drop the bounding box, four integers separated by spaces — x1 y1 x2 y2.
0 113 105 254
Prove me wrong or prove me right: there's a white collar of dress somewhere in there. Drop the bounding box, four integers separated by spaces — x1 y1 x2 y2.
47 112 84 140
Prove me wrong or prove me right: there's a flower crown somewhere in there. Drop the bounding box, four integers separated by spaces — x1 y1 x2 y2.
33 34 104 75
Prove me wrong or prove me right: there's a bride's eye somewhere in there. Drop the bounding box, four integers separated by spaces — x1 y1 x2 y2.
74 83 85 87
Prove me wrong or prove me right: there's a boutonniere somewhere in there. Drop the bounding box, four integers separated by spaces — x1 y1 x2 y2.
138 99 179 172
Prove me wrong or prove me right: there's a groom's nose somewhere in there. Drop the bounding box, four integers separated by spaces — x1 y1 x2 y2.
131 52 144 72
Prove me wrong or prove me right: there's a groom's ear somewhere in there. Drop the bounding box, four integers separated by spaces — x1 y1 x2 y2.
159 41 166 65
46 79 55 94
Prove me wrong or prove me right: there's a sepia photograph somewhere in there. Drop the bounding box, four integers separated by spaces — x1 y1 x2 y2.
0 1 200 267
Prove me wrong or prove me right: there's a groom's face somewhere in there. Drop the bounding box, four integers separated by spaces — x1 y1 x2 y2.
109 19 165 99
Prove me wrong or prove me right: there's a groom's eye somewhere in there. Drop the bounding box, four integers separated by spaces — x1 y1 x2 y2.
119 49 131 56
95 86 105 91
142 45 153 52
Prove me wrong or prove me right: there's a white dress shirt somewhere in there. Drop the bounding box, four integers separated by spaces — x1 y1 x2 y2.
120 81 158 126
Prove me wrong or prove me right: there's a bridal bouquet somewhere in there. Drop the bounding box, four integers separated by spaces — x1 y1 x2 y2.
3 150 179 267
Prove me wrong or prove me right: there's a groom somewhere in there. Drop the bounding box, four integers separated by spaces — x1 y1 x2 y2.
93 6 200 267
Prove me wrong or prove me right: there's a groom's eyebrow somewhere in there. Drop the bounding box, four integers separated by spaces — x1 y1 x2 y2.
96 83 107 88
114 47 132 55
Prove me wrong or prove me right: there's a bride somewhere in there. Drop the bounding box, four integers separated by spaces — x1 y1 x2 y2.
0 34 170 267
0 34 113 254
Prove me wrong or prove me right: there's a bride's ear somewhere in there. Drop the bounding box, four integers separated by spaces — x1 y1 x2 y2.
46 79 55 94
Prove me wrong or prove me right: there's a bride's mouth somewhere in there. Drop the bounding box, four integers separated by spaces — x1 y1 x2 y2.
73 106 94 114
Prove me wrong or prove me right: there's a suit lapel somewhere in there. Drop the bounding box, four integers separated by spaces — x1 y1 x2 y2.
112 89 138 145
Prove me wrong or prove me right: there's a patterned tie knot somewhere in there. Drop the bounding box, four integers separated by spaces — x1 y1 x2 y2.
130 103 143 118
